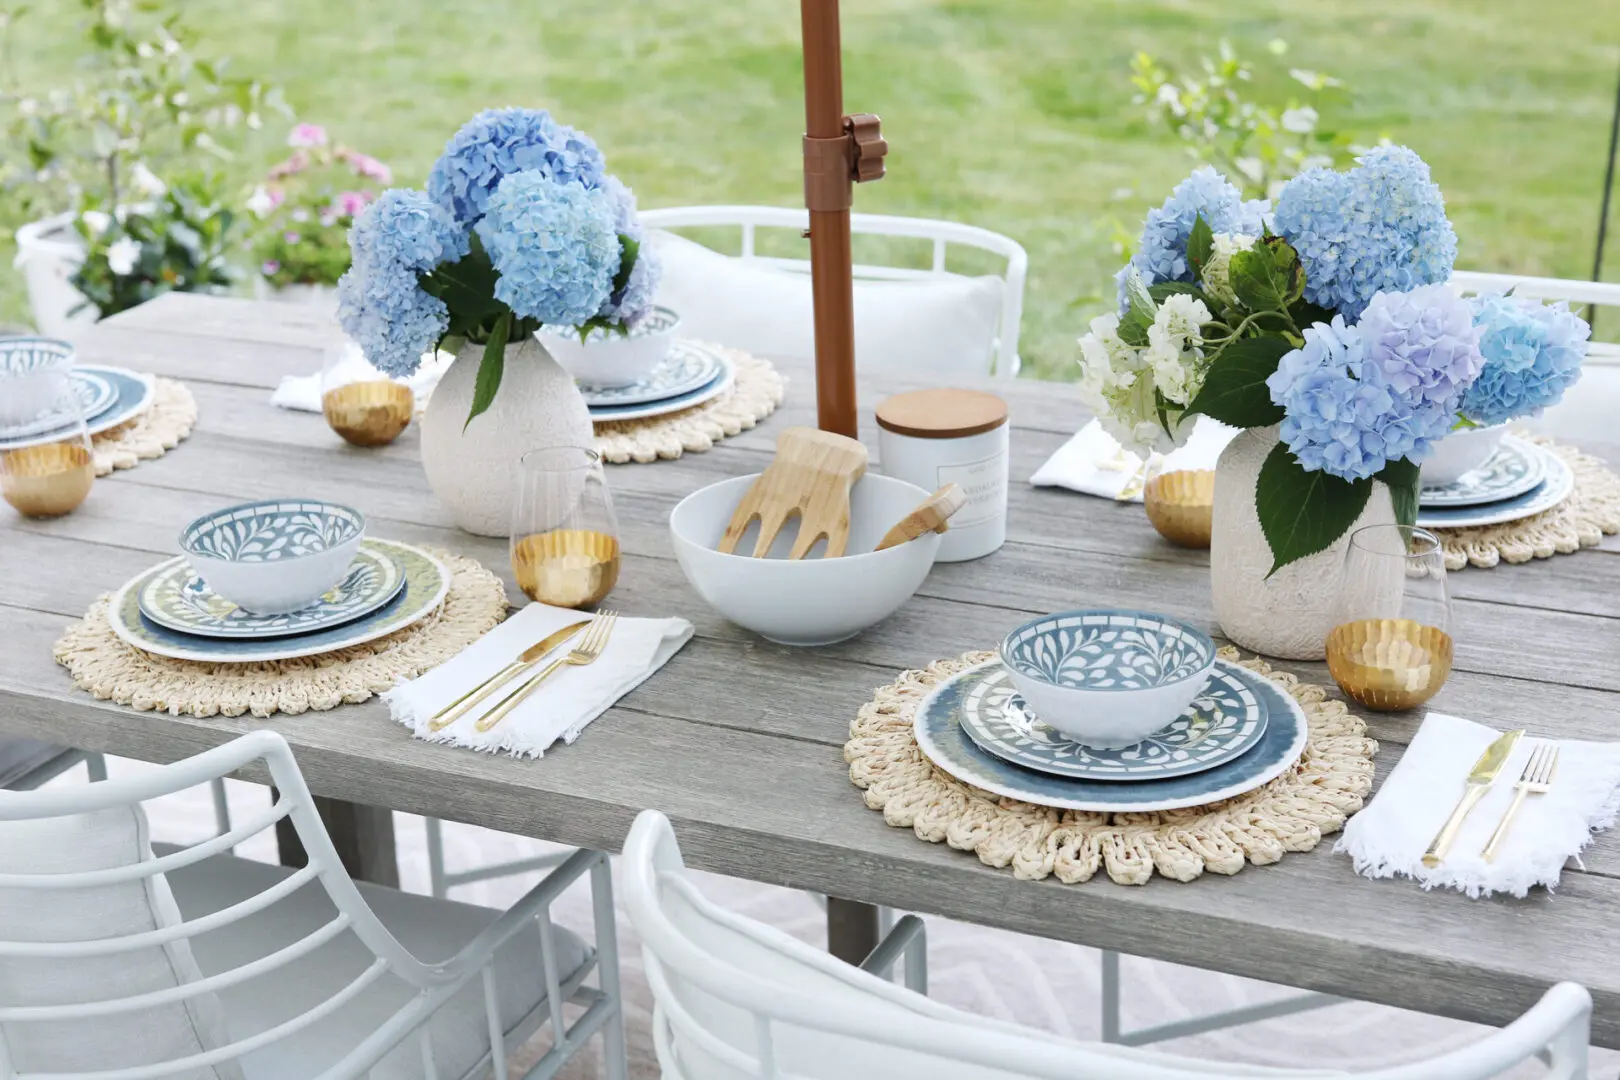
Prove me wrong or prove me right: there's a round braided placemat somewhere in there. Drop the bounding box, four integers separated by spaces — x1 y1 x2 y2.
92 377 197 477
54 548 506 718
1432 437 1620 570
594 347 785 464
845 648 1377 886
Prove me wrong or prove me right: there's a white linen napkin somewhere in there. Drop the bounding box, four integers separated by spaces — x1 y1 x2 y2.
384 602 694 758
1029 416 1239 501
270 344 452 412
1336 712 1620 898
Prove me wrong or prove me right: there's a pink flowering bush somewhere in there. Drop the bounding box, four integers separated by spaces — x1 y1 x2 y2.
248 124 394 289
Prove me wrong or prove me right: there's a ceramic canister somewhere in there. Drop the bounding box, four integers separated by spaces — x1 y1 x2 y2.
875 388 1009 562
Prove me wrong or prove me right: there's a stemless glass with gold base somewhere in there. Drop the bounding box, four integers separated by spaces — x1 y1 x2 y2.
1326 525 1454 711
1 369 94 519
321 340 414 447
510 447 621 609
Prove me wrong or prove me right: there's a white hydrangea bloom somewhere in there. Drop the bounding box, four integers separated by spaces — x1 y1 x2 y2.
1200 232 1259 308
106 236 142 276
1077 304 1200 453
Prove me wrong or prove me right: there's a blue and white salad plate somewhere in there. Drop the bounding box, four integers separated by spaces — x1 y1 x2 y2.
913 659 1308 812
109 539 449 663
1416 443 1572 530
579 340 726 408
956 661 1267 781
0 370 117 439
1418 435 1545 508
0 365 154 450
136 539 406 639
586 346 734 422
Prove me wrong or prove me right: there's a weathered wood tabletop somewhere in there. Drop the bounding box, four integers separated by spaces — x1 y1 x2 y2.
6 294 1620 1043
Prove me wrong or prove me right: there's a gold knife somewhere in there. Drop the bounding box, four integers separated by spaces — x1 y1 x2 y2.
427 619 591 732
1421 728 1524 868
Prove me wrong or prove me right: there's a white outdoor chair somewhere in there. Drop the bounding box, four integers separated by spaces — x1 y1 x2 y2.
0 730 626 1080
623 809 1592 1080
1448 271 1620 444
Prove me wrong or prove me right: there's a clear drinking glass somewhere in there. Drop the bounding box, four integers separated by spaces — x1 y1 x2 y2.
1325 524 1454 711
510 447 621 608
320 337 414 447
1 368 94 518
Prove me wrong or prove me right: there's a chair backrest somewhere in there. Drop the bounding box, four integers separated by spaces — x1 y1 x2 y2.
623 810 1592 1080
640 205 1028 377
0 731 440 1080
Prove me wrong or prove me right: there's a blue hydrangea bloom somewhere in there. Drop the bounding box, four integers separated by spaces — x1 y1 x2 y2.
1273 146 1457 319
476 172 620 325
1459 293 1589 425
1356 284 1483 407
595 175 662 325
427 107 607 227
1117 166 1268 309
336 190 468 377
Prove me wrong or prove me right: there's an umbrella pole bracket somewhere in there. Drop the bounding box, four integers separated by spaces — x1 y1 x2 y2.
802 113 888 217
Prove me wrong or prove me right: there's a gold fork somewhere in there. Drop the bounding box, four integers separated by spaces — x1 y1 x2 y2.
474 612 619 733
1481 742 1559 863
427 618 591 732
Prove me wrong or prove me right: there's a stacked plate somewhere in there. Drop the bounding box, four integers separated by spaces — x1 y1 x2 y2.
1415 434 1574 529
580 341 735 423
0 361 156 450
106 538 451 663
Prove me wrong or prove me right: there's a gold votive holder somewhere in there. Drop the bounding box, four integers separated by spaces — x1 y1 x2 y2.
512 528 621 609
1325 617 1454 711
322 380 414 447
1143 469 1215 548
2 442 94 518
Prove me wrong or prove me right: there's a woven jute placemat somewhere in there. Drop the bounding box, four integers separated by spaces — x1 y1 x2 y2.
54 548 506 719
594 348 785 464
1432 437 1620 570
92 377 197 477
845 648 1377 886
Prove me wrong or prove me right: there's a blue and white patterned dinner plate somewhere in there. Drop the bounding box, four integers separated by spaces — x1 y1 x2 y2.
1416 443 1572 530
956 662 1267 781
0 370 117 440
914 659 1308 812
108 539 449 663
579 340 726 408
586 346 734 423
1418 435 1545 508
137 540 405 639
0 365 154 450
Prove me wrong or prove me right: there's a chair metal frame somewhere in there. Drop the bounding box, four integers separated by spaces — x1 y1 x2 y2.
0 730 627 1080
625 810 1591 1080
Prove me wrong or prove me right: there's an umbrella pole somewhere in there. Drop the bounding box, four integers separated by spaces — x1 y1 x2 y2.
800 0 884 439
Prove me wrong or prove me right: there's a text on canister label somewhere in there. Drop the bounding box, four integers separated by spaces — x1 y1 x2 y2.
936 450 1007 528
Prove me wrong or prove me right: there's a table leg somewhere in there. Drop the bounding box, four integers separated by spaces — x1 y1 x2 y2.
826 896 881 965
275 792 400 888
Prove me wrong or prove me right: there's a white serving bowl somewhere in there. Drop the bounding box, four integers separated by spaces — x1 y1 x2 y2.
543 306 680 389
999 610 1216 749
1420 423 1507 486
180 499 366 615
670 473 941 646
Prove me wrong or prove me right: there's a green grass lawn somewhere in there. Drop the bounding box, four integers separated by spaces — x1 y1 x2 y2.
4 0 1619 378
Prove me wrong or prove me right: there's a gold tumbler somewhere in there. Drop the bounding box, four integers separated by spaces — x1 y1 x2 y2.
1143 469 1215 548
510 448 622 609
2 442 94 518
1326 525 1454 712
512 528 621 608
1326 617 1454 711
322 380 414 447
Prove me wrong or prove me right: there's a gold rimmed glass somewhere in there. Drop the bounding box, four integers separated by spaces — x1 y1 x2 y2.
1326 524 1454 711
510 447 621 609
321 339 414 447
1 368 94 518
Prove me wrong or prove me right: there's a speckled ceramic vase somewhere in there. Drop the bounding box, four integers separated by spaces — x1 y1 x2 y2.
420 337 593 537
1210 424 1396 661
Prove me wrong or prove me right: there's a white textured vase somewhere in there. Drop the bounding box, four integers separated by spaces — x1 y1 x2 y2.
420 337 594 536
1210 424 1396 661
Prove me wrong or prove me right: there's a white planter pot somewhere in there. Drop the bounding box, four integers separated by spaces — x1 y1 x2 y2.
419 337 594 537
1420 423 1507 486
1210 425 1396 661
13 213 98 340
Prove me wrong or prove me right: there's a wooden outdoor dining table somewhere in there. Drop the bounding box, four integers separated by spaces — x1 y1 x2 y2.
6 293 1620 1045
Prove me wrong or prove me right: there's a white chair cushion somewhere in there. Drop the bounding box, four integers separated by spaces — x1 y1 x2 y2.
0 804 243 1080
165 852 592 1080
650 230 1005 377
0 737 72 788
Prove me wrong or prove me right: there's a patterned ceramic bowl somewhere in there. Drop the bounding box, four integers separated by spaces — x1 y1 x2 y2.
999 610 1216 748
0 337 76 427
1420 423 1506 486
543 306 680 388
179 499 366 615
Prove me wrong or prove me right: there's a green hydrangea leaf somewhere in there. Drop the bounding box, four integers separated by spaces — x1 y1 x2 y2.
464 309 511 430
1257 442 1373 576
1376 456 1422 530
1148 281 1209 306
1187 214 1214 276
611 233 640 295
1184 336 1291 427
1230 236 1305 313
420 231 503 323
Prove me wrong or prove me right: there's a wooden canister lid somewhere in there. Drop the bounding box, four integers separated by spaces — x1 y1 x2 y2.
875 388 1008 439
